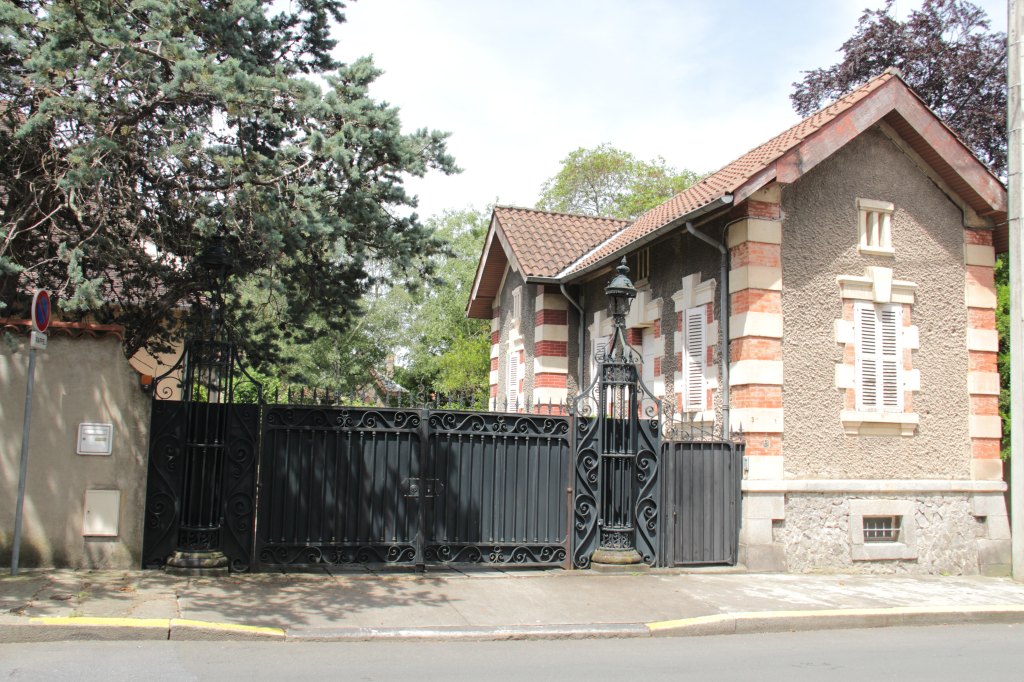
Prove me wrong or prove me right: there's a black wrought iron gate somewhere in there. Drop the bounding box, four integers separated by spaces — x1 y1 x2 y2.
142 340 261 572
571 354 664 568
142 255 742 572
253 406 572 569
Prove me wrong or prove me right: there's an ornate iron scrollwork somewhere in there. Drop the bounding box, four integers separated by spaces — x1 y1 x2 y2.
142 338 263 573
571 355 662 568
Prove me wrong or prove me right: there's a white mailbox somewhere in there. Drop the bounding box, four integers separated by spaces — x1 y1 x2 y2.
77 423 113 455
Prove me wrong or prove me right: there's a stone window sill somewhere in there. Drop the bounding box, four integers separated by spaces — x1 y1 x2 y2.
857 245 895 258
840 410 918 437
851 542 917 561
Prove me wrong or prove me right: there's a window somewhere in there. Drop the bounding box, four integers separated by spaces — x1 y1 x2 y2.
857 198 894 255
682 307 706 411
850 500 917 561
855 301 902 412
588 334 609 387
510 288 522 326
641 327 662 397
629 247 651 283
863 516 901 543
506 350 520 410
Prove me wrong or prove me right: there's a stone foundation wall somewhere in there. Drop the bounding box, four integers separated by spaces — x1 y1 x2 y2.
771 493 996 575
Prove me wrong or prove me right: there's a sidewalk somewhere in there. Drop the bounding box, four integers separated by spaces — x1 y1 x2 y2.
3 567 1024 642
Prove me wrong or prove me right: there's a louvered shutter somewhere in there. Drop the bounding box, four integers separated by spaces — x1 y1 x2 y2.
879 306 902 410
641 328 655 386
590 335 608 387
856 302 902 412
683 307 706 411
507 351 519 410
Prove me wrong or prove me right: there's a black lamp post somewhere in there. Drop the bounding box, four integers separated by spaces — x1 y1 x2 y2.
195 234 235 334
590 256 644 567
165 235 237 574
604 257 636 361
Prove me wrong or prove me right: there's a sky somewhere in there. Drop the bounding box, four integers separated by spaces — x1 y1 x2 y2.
327 0 1009 220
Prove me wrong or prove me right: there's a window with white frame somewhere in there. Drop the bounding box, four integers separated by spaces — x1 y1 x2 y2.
855 301 902 412
857 198 894 256
682 307 707 412
510 287 522 326
506 350 521 410
588 333 609 388
629 247 651 284
641 327 663 398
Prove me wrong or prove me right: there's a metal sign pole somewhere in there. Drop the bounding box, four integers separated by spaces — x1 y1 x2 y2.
11 346 38 576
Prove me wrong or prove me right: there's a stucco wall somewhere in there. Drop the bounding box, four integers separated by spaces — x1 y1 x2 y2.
780 126 972 479
0 334 149 568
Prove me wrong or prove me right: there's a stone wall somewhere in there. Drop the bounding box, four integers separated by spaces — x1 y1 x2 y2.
774 494 985 574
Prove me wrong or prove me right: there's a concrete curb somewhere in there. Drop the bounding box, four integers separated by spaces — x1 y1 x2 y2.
0 617 285 643
644 604 1024 637
286 623 650 642
2 605 1024 643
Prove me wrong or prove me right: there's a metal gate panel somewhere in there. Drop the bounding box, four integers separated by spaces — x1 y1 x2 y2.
571 363 663 569
662 440 743 566
219 403 261 572
142 400 187 567
424 412 571 565
255 407 422 568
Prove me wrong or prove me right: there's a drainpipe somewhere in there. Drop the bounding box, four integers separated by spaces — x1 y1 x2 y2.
560 283 586 397
685 221 732 434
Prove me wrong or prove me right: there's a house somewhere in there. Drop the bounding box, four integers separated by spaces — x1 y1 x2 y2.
467 70 1010 574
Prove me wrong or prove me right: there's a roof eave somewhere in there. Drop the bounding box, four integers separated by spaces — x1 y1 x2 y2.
560 194 735 283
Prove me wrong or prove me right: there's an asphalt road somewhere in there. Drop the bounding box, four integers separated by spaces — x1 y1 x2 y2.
1 623 1022 681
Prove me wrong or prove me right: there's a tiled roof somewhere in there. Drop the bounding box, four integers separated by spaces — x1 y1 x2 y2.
564 71 899 275
493 206 628 278
469 68 1006 320
0 318 125 340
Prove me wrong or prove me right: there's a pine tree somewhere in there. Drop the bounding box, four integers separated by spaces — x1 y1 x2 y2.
0 0 457 362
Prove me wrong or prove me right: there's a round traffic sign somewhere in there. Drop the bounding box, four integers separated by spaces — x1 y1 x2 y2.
31 289 50 333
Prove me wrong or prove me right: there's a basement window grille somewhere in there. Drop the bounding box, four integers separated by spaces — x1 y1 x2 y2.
863 515 901 543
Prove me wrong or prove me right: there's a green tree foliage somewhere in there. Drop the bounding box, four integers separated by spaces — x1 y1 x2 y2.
791 0 1006 176
247 208 490 402
996 255 1010 458
393 209 490 400
0 0 456 363
536 144 702 219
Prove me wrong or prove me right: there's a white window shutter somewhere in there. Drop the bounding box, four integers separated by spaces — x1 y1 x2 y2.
856 303 878 410
683 307 707 411
507 351 519 409
641 328 654 385
589 335 608 387
856 302 902 412
879 306 902 410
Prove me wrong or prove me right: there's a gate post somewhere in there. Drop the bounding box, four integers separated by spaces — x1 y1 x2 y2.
142 236 263 574
414 407 428 572
572 259 662 568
